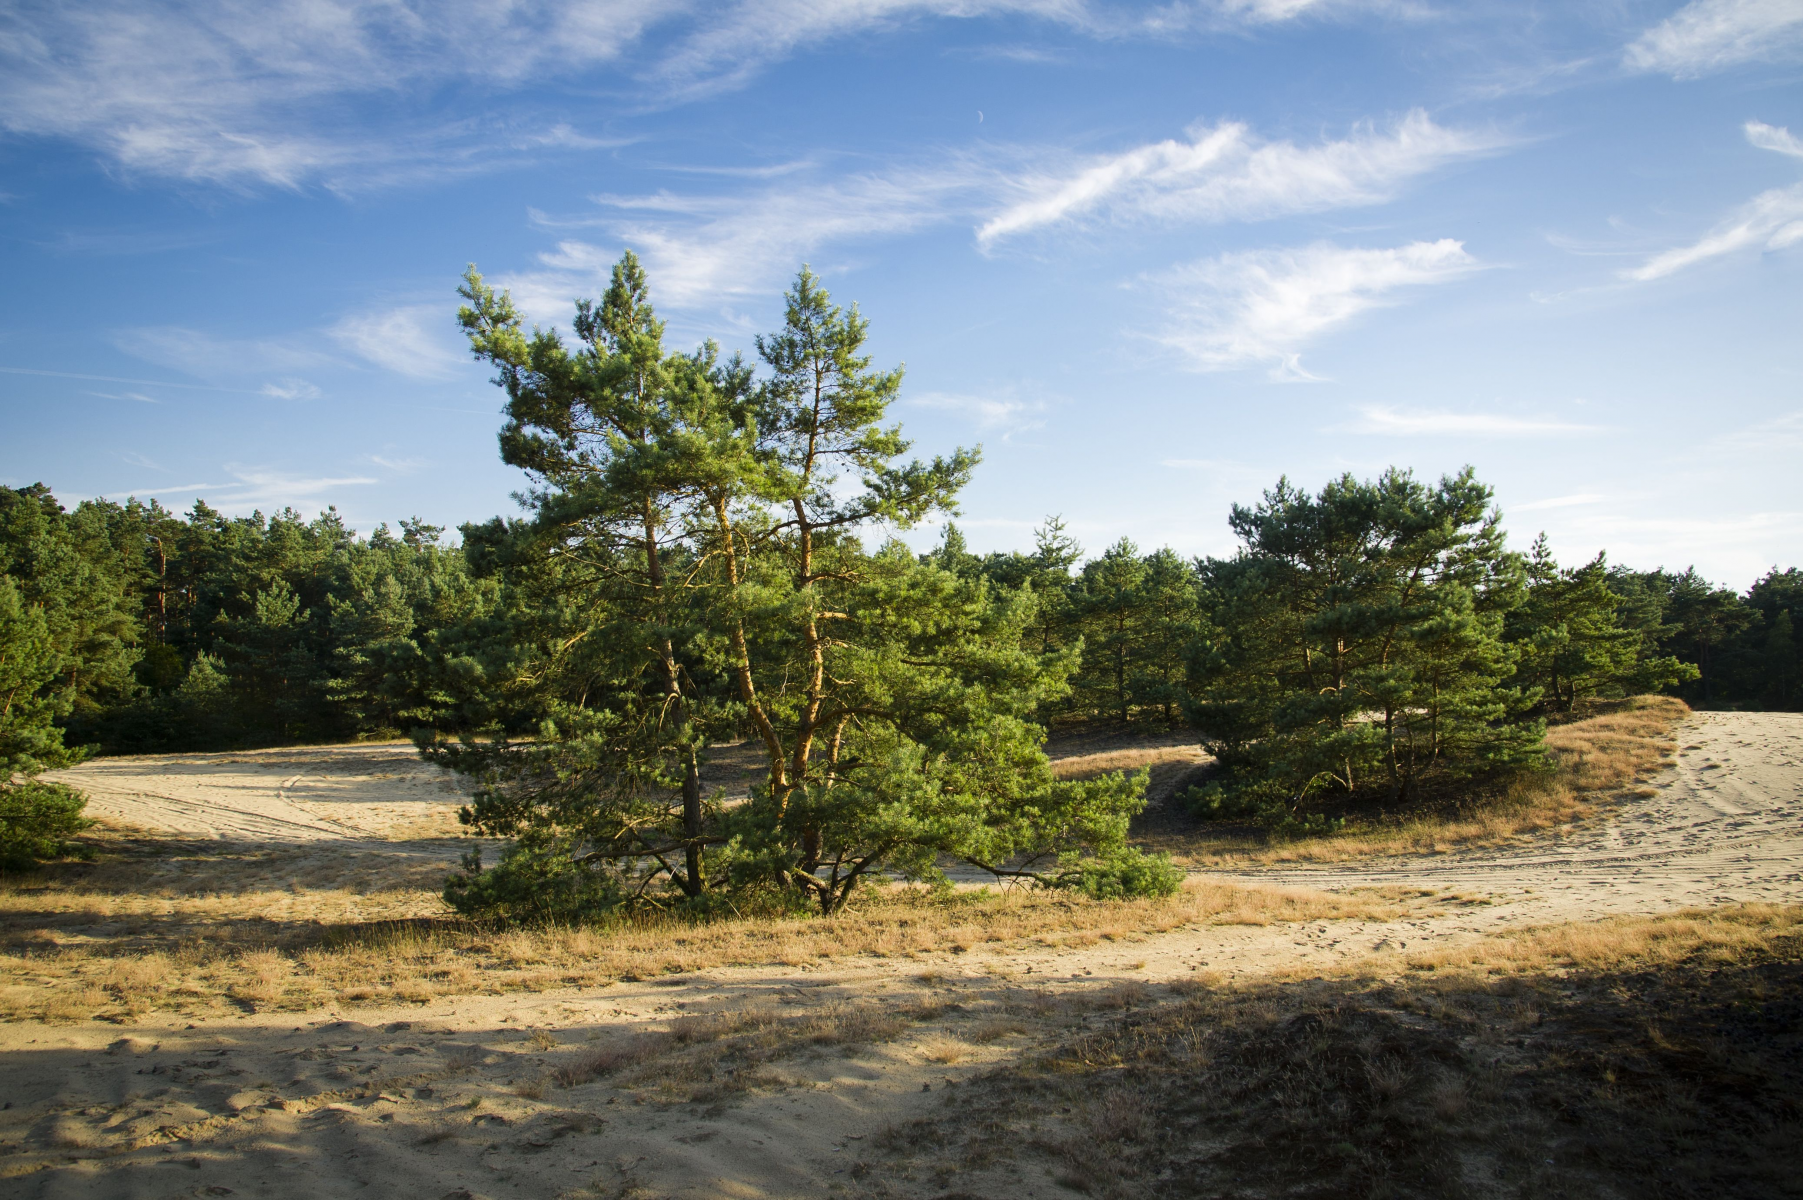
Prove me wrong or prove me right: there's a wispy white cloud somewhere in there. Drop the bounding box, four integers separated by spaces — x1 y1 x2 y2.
1624 121 1803 282
1542 507 1803 586
1706 409 1803 454
977 110 1503 246
516 166 979 311
1343 406 1602 436
1747 119 1803 159
1146 239 1480 377
653 1 1094 97
646 159 818 179
1624 0 1803 78
205 466 380 512
86 390 162 404
259 378 321 400
102 465 379 514
511 107 1496 312
0 1 669 188
961 42 1069 62
329 304 467 379
1624 184 1803 279
0 2 1436 189
0 366 259 394
1215 0 1342 19
516 124 628 151
113 325 334 379
1511 492 1608 511
911 389 1047 435
1138 0 1421 34
115 307 468 388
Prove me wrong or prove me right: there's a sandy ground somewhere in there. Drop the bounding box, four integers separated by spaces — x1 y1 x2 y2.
5 712 1801 1198
1245 709 1803 918
45 744 472 843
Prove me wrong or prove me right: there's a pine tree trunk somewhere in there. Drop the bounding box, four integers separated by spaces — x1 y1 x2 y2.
682 746 703 896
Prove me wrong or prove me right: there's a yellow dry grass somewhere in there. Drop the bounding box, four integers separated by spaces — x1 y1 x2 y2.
0 875 1414 1023
1396 900 1803 979
1180 694 1690 865
1050 744 1205 781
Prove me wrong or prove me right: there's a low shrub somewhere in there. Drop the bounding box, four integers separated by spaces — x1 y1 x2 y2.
0 781 93 871
442 837 628 922
1056 847 1184 900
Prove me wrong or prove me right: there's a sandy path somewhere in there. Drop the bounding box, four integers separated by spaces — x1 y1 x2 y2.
6 712 1802 1198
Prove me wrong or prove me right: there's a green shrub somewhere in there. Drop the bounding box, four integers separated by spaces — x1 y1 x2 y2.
1267 811 1346 839
1055 847 1184 900
443 835 817 924
443 837 629 923
1184 781 1345 838
1183 781 1266 822
0 781 93 871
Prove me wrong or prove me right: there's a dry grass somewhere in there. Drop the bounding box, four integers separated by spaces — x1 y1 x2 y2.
1051 745 1206 781
1396 900 1803 978
1178 695 1690 866
0 872 1416 1023
876 903 1803 1199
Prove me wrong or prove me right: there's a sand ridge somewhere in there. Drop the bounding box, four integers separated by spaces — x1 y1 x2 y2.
1242 710 1803 916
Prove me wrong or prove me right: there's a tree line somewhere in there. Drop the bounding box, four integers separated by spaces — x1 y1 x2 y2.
2 253 1797 906
2 482 1791 768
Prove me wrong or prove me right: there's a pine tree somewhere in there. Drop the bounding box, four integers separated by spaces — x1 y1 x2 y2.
450 253 747 900
925 523 980 578
1510 537 1663 711
216 580 322 743
0 486 142 731
1127 547 1203 725
0 575 76 774
1189 469 1542 818
1765 608 1798 707
439 257 1174 916
1073 539 1149 723
1663 569 1756 706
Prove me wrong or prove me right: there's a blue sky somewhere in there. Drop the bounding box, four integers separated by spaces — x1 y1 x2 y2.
2 0 1799 587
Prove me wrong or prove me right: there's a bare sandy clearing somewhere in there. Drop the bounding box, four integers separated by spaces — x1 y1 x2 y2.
44 743 472 843
4 712 1801 1197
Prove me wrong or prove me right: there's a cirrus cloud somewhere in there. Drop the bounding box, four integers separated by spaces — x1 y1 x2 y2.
329 304 468 379
1343 407 1602 437
978 110 1504 246
511 165 983 313
1624 121 1803 282
0 0 1411 190
1625 0 1803 78
1146 239 1480 378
